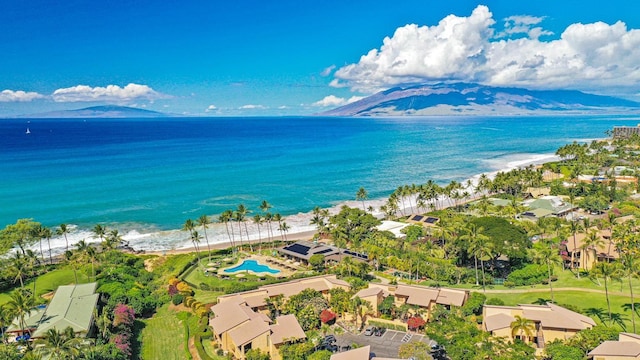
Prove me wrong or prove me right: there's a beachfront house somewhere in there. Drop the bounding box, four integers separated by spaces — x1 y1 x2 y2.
589 332 640 359
483 303 595 353
6 283 99 340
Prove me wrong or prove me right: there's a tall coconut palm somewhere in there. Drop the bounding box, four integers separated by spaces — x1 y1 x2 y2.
7 289 34 338
196 215 212 260
510 315 535 342
264 212 274 245
190 231 203 266
461 224 490 288
591 262 622 323
620 252 640 333
237 204 253 252
273 213 283 241
64 250 78 284
356 187 368 211
8 252 27 289
218 210 235 251
31 225 48 264
252 214 264 251
103 229 123 251
40 226 53 265
56 224 70 253
24 250 40 296
530 241 561 303
75 240 97 280
233 210 246 251
92 224 106 243
279 221 290 242
569 220 582 278
260 200 273 243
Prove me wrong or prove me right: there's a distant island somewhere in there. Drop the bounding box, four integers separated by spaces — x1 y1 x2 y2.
322 82 640 116
14 105 169 118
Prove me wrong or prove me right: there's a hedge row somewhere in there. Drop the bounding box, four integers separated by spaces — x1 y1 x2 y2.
367 320 407 331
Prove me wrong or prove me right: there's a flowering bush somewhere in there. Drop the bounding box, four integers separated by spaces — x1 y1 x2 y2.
113 333 132 357
407 316 426 331
113 304 135 328
319 309 336 324
168 284 178 296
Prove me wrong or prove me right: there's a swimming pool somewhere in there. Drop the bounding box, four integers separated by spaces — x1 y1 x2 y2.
223 259 281 274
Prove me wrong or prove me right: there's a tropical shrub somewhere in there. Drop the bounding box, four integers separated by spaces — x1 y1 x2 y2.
506 264 547 286
407 316 426 331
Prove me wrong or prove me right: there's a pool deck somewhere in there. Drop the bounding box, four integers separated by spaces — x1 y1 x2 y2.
218 254 300 278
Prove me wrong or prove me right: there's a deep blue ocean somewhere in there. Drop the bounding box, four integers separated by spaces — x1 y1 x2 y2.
2 115 639 251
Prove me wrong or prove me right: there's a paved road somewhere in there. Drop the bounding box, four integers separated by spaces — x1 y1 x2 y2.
336 329 432 358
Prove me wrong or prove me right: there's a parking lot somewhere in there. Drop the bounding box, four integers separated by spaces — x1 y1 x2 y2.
335 329 433 358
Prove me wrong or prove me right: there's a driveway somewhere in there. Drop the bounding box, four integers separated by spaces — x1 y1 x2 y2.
335 329 432 358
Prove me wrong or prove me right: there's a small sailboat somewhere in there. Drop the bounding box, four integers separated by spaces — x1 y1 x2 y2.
26 127 31 134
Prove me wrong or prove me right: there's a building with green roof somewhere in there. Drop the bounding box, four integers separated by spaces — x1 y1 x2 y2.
7 282 99 339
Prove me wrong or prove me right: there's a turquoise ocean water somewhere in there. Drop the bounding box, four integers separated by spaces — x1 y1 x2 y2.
1 115 639 251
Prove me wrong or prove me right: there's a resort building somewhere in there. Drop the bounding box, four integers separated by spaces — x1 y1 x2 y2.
277 240 368 265
353 283 468 319
565 229 618 270
209 297 306 360
482 303 595 353
329 345 402 360
7 283 99 339
589 332 640 359
210 275 350 359
613 125 640 139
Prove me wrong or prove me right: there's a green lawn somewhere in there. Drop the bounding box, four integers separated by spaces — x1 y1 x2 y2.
0 268 87 305
140 304 192 360
446 266 640 296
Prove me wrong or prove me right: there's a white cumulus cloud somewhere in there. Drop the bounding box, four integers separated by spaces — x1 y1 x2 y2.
239 104 267 109
205 105 217 112
321 65 336 77
333 5 640 95
52 83 166 102
0 89 45 102
313 95 365 107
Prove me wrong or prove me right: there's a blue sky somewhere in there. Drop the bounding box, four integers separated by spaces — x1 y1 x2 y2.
1 0 639 116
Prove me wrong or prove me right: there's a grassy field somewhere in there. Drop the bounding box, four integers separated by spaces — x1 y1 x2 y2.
140 304 192 360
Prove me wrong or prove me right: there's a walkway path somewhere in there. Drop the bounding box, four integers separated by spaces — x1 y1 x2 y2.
478 287 631 297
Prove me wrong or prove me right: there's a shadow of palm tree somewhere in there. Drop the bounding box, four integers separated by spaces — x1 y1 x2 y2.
533 298 550 305
585 307 607 324
609 312 629 331
621 302 640 316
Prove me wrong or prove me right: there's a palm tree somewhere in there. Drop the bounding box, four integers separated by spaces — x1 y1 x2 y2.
36 327 85 360
569 220 582 278
31 225 48 264
252 214 264 251
92 224 106 243
63 250 79 284
591 262 622 323
510 315 535 342
102 229 123 251
0 304 10 344
218 210 236 251
237 204 253 252
356 187 368 211
233 210 246 251
196 215 212 260
620 251 640 333
273 213 283 240
191 231 203 266
24 250 40 295
75 240 97 280
461 224 490 288
56 224 70 252
279 221 290 242
39 226 53 265
8 252 27 289
7 289 34 338
530 241 561 303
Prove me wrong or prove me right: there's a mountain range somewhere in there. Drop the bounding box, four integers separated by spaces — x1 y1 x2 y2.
15 105 167 118
321 83 640 116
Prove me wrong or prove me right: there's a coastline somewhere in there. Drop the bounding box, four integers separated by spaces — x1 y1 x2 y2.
26 151 562 256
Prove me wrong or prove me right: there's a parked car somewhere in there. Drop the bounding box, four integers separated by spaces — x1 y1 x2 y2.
364 326 376 336
324 334 336 344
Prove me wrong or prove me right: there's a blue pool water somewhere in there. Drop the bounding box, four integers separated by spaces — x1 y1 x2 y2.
223 259 281 274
